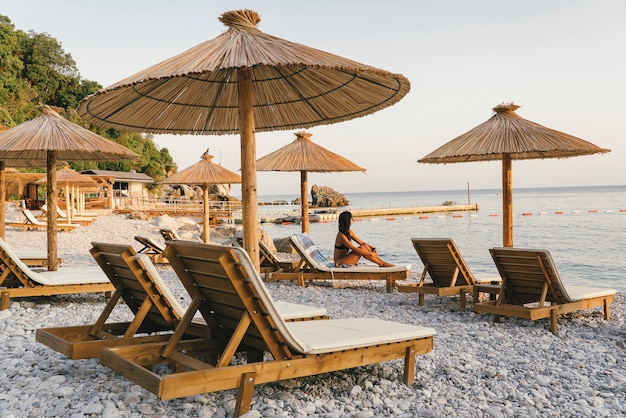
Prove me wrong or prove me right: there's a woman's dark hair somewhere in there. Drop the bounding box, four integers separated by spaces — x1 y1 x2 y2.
338 211 352 237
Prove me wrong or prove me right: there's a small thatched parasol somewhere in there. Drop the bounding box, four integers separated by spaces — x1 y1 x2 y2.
35 165 98 224
257 131 365 233
161 150 241 243
419 103 610 247
77 9 409 271
0 105 139 269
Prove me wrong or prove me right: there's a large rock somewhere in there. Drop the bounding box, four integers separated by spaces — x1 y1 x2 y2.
311 185 349 207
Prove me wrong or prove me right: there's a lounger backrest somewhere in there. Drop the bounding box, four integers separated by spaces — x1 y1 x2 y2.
489 247 568 305
290 233 334 269
412 239 476 286
160 228 181 241
134 236 166 253
22 209 44 225
90 242 183 327
0 237 44 286
164 241 308 359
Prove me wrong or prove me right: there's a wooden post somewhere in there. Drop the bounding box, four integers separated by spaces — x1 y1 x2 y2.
300 170 309 234
0 162 5 240
502 154 513 248
238 68 260 271
47 151 59 271
202 184 210 243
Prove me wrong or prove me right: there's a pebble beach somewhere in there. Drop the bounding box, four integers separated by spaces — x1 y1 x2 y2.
1 213 625 418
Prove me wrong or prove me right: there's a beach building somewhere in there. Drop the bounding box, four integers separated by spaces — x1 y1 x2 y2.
81 169 153 210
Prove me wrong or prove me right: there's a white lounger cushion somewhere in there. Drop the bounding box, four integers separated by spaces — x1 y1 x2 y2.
273 301 327 320
231 245 435 355
287 318 436 354
14 251 47 259
0 238 107 286
562 285 617 302
34 267 108 285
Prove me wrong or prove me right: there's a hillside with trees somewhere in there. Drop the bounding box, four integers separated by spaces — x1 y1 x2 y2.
0 14 176 182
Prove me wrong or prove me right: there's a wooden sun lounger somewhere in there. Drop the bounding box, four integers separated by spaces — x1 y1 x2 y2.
271 233 411 292
41 204 95 226
236 237 303 282
37 242 328 359
134 235 168 264
99 241 435 415
0 238 112 310
7 209 78 232
474 247 616 334
397 238 500 310
159 228 181 241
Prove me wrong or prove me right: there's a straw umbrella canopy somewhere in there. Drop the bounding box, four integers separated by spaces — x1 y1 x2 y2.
160 150 241 243
0 105 139 270
77 9 410 270
257 131 365 233
35 165 98 224
418 103 610 247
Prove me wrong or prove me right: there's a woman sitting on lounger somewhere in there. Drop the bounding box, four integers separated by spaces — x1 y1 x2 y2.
334 211 394 267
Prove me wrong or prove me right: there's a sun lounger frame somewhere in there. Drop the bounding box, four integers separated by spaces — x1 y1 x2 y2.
99 242 434 415
397 238 499 310
474 247 615 334
271 233 410 292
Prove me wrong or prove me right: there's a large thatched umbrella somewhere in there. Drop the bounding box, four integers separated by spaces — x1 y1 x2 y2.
0 105 139 270
35 165 98 224
257 131 365 233
160 150 241 243
77 9 410 271
419 103 610 247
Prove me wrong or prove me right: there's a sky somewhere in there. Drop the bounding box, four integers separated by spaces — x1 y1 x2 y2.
3 0 625 197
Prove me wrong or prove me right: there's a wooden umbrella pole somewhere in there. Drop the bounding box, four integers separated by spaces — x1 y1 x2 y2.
0 161 5 240
65 184 71 224
47 151 59 271
238 68 260 271
203 184 210 243
502 154 513 247
300 171 309 234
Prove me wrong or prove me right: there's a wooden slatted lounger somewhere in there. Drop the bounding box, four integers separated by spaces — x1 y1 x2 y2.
474 247 616 334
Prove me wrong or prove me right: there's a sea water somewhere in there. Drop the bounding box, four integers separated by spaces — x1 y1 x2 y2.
255 185 626 291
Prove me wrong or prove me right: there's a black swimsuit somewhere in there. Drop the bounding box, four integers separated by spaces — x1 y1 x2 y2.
335 243 349 250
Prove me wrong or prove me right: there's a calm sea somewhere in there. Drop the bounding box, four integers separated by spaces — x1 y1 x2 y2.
254 185 626 291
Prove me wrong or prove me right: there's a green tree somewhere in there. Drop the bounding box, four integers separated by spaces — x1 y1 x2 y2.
0 14 179 186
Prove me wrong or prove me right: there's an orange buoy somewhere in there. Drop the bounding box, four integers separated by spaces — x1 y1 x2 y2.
489 213 499 217
588 209 598 213
555 211 564 215
522 212 532 216
386 217 396 221
419 215 429 219
353 218 362 222
453 215 463 218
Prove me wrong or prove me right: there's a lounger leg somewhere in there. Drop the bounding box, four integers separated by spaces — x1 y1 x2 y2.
418 294 424 306
403 347 416 385
1 292 8 310
550 309 558 335
604 299 611 320
459 291 467 311
386 279 393 293
234 372 256 417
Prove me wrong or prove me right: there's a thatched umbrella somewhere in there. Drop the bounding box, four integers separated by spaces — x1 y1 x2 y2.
419 103 610 247
257 131 365 233
35 165 98 224
160 150 241 243
77 9 410 271
0 105 139 270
